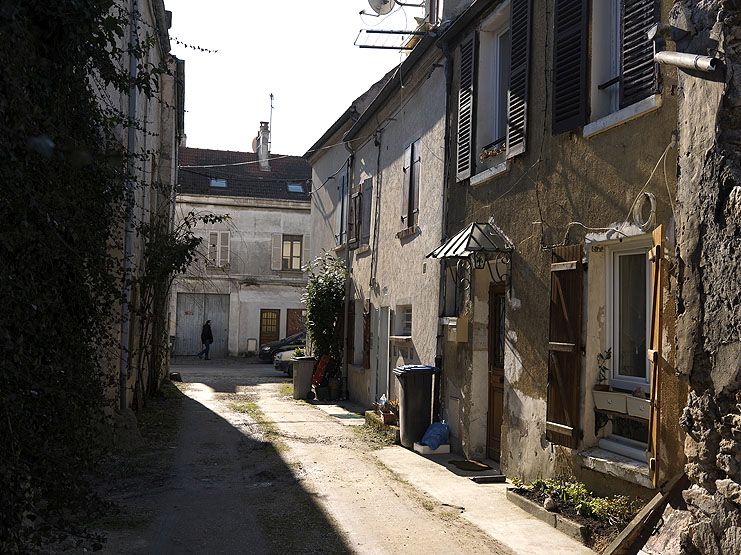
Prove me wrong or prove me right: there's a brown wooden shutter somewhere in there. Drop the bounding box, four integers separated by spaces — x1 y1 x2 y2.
545 244 583 448
506 0 532 158
361 178 372 245
647 225 663 487
349 187 360 245
347 299 356 365
620 0 657 108
552 0 588 134
411 139 420 226
363 303 371 369
401 144 412 225
456 33 477 182
208 231 219 266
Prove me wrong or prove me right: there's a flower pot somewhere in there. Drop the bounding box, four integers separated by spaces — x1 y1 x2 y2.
328 378 341 401
593 390 627 414
626 396 651 419
381 412 396 426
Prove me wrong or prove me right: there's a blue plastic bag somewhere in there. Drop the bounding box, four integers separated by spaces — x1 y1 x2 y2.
419 422 449 450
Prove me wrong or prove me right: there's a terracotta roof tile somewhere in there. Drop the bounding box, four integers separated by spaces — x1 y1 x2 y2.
178 147 311 201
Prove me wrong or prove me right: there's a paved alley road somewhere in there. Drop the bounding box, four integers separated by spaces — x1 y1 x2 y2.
105 358 509 554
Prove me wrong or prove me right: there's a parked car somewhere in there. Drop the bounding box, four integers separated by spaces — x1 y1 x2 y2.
273 350 295 375
258 331 306 361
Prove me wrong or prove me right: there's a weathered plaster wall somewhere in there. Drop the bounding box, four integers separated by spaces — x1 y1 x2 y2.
170 197 309 355
347 48 447 406
670 2 741 553
444 0 686 489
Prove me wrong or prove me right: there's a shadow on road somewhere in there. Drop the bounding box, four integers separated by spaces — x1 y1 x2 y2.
102 366 351 555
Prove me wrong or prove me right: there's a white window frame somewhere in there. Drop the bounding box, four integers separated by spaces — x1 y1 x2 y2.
606 239 651 392
475 2 511 174
281 235 303 271
208 230 230 268
589 0 621 122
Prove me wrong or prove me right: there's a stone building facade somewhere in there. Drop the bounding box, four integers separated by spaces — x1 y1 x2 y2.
170 130 312 358
437 0 687 500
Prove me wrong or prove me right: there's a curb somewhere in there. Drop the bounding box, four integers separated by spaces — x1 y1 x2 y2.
505 488 591 547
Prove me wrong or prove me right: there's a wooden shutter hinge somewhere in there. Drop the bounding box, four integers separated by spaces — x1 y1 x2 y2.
649 457 657 471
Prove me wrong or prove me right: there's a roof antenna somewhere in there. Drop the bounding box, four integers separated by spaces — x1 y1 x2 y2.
268 93 274 154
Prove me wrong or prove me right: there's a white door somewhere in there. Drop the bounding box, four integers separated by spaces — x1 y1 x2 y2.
175 293 229 357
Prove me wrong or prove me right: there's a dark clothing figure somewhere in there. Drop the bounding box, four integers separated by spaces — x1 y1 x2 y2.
197 321 214 360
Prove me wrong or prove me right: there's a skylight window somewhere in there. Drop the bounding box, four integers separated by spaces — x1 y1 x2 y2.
287 182 305 193
209 178 227 188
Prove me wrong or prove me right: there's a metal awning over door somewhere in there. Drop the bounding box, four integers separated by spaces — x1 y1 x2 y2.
427 222 513 260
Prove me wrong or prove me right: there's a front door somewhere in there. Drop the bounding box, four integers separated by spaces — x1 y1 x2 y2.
488 283 506 461
260 309 280 346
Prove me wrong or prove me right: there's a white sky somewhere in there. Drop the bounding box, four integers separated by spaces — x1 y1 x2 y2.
168 0 426 156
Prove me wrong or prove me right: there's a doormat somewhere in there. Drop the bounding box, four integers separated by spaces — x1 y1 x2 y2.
449 460 491 472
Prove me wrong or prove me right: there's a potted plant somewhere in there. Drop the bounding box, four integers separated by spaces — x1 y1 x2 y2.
592 348 628 414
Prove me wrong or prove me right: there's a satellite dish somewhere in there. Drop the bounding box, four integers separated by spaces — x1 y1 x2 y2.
368 0 395 16
251 136 258 153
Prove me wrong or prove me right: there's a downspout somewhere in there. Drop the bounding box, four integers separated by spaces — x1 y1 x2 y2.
431 43 454 422
342 145 354 399
120 0 139 413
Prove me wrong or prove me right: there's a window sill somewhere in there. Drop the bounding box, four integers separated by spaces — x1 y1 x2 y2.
389 335 413 342
578 447 653 489
470 160 511 187
583 95 662 139
333 243 347 254
355 244 371 256
396 225 420 241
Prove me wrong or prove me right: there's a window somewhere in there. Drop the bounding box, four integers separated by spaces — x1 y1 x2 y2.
287 182 305 193
209 178 227 188
395 305 412 336
477 16 511 168
282 235 303 271
336 170 348 245
553 0 657 133
456 0 531 181
207 231 230 267
401 141 420 228
610 246 650 391
349 177 373 247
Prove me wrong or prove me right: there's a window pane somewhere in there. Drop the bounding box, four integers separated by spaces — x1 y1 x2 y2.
292 241 302 259
618 253 647 379
497 29 511 141
283 241 291 258
292 256 301 270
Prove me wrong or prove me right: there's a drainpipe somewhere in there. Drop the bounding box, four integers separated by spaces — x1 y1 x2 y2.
119 0 139 413
431 43 454 422
342 146 354 399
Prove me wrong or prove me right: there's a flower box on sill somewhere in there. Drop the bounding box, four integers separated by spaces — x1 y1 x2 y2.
626 396 651 419
593 389 627 414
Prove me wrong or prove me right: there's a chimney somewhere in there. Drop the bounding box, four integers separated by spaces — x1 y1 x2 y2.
257 121 270 171
442 0 472 21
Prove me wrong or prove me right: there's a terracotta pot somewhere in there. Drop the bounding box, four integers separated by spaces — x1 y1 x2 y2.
382 412 396 425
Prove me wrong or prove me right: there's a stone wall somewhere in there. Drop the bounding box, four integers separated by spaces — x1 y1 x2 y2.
672 1 741 552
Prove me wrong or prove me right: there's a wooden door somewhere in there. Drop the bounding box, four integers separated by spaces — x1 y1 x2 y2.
286 308 305 336
260 309 280 346
488 283 506 461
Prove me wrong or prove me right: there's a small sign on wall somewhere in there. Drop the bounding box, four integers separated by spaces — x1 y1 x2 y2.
185 310 193 316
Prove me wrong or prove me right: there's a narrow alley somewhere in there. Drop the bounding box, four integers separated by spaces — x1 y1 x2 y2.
100 359 590 554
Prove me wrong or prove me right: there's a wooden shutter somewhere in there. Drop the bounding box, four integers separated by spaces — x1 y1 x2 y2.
506 0 532 158
456 33 477 182
219 231 230 266
647 225 663 487
302 234 311 268
552 0 588 134
347 299 356 365
363 303 371 369
349 187 360 245
411 140 420 226
208 231 218 266
361 178 372 245
401 144 412 225
620 0 657 108
336 173 347 245
270 233 282 271
545 244 583 448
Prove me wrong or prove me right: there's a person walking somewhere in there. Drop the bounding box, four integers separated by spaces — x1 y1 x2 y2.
197 320 214 360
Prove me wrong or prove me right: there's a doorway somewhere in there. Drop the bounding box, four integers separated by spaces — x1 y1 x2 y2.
175 293 230 358
260 309 280 346
487 283 506 461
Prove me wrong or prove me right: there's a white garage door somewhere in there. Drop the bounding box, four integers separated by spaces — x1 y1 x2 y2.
175 293 229 357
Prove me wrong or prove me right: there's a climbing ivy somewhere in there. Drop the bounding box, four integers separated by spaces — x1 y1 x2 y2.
0 1 202 549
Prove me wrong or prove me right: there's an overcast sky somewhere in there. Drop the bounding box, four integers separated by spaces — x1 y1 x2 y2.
168 0 425 156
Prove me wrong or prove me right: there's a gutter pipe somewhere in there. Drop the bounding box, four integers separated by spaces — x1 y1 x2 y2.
654 51 721 73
